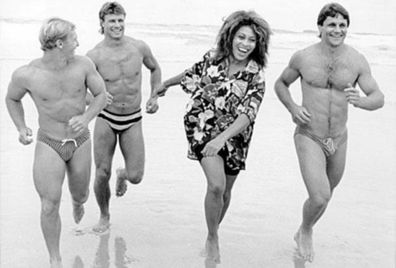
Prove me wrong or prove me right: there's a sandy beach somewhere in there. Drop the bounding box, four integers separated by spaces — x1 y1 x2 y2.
1 2 396 267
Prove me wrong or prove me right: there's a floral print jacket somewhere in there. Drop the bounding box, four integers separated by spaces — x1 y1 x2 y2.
180 50 265 171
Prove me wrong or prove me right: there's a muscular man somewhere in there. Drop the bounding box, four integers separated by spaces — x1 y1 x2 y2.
87 2 161 232
5 18 106 267
274 2 384 262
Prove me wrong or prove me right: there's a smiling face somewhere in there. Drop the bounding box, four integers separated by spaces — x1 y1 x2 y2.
102 14 125 40
231 26 257 63
319 13 348 47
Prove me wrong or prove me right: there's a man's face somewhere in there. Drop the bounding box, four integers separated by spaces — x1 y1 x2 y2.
102 14 125 39
319 14 348 47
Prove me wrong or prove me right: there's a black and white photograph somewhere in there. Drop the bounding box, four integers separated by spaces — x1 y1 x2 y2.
0 0 395 267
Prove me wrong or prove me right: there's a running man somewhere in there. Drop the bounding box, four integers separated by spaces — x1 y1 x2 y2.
274 2 384 262
87 2 162 232
5 17 106 267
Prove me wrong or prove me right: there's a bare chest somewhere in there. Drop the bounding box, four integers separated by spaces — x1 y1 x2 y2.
300 56 357 90
30 69 86 102
97 49 143 82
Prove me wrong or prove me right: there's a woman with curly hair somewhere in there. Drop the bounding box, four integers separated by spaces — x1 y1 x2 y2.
155 10 271 263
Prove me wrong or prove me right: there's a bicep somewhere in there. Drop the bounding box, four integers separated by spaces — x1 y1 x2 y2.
141 44 159 71
278 65 300 87
85 62 106 96
6 73 28 101
276 52 302 87
356 58 380 96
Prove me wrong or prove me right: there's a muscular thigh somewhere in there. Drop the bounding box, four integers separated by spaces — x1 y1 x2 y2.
294 134 330 196
94 118 117 169
326 139 348 189
119 121 144 174
66 138 92 194
33 142 66 201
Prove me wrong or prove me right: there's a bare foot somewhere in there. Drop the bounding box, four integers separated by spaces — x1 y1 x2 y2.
204 257 218 268
294 227 314 262
73 203 84 224
92 216 110 233
116 168 127 197
205 238 221 264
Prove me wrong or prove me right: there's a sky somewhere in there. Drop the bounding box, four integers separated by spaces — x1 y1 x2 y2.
0 0 395 35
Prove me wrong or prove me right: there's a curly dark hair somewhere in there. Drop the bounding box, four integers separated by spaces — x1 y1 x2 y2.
214 10 272 67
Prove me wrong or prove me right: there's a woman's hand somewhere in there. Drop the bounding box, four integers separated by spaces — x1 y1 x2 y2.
201 136 227 157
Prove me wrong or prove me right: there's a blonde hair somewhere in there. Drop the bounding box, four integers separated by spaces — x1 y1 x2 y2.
39 17 75 51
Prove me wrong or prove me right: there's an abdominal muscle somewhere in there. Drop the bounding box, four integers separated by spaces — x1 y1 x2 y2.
37 102 86 139
105 75 143 114
300 83 348 138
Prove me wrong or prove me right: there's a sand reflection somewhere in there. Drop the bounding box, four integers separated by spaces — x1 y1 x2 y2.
72 232 136 267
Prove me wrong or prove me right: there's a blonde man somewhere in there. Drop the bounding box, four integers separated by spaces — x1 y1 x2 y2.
6 17 106 267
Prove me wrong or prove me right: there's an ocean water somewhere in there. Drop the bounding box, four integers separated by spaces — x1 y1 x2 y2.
1 2 395 267
1 19 395 102
1 0 395 34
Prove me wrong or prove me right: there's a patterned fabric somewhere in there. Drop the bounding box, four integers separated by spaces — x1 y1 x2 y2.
180 50 266 171
98 108 142 133
37 128 90 162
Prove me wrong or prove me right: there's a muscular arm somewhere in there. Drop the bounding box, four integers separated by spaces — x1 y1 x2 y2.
141 42 162 97
6 69 29 131
274 52 311 125
85 50 99 106
5 67 33 144
84 58 107 121
274 53 301 113
352 55 384 110
69 58 106 132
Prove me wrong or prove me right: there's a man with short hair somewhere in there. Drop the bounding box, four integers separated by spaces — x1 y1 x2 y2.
5 17 106 267
87 2 162 233
274 2 384 262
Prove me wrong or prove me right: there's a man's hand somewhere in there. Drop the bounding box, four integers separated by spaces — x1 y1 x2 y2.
344 83 361 107
105 92 113 106
146 96 159 114
69 115 88 133
18 127 33 145
291 105 311 126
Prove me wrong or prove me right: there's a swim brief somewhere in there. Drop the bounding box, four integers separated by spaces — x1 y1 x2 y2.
98 108 142 134
37 128 90 162
294 126 347 157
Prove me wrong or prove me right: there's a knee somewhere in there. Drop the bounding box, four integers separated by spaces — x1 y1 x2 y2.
95 166 112 182
41 199 60 216
207 183 225 198
72 189 89 205
125 170 144 184
311 192 331 208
